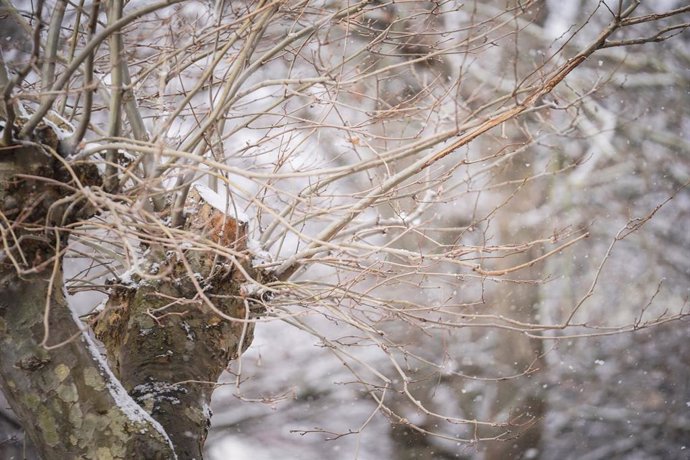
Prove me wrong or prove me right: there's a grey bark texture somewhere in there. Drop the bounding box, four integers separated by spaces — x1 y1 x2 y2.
0 140 176 459
0 129 265 458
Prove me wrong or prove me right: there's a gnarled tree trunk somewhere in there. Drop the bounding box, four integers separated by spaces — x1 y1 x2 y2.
0 140 176 459
0 123 264 458
94 188 261 459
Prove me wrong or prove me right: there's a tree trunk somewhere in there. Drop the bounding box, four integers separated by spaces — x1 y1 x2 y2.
481 156 547 460
0 127 265 458
0 142 176 459
93 187 262 459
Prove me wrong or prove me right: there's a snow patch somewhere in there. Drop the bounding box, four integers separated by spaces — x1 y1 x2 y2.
132 381 187 407
247 238 273 267
118 265 141 287
193 183 249 223
68 303 176 455
43 111 75 140
240 281 261 297
202 402 213 420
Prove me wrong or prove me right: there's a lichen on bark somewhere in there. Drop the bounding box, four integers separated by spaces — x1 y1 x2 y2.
0 137 176 459
92 186 265 459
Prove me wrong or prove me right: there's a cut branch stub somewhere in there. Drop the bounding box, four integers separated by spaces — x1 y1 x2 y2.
94 185 258 459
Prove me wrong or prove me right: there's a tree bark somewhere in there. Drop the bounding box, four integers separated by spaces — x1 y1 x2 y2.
0 142 176 459
94 188 261 459
481 155 547 460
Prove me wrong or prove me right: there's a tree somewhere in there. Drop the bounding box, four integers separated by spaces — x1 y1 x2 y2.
1 0 688 458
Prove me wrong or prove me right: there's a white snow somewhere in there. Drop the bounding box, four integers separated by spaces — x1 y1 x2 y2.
239 281 261 297
132 381 184 406
202 402 213 420
247 238 273 266
68 303 177 457
193 183 249 223
118 265 141 287
42 113 75 140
